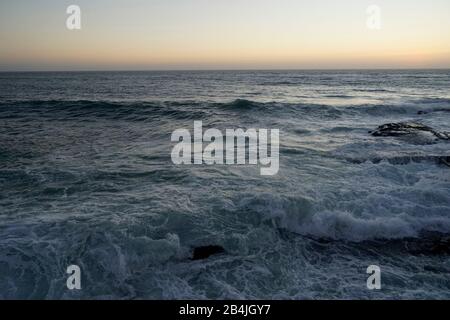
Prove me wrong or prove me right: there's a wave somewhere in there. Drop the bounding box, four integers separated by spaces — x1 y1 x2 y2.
238 192 450 242
284 210 450 242
216 99 264 110
0 100 209 121
1 98 449 121
353 88 394 93
216 100 345 120
348 103 450 116
324 94 353 98
258 81 299 86
346 155 450 166
412 97 450 105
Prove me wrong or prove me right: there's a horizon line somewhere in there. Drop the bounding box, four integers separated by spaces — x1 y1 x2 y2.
1 67 450 73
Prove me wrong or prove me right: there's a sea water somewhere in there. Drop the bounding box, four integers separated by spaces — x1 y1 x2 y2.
0 70 449 299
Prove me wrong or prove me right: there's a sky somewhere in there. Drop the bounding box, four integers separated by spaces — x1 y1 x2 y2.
0 0 449 71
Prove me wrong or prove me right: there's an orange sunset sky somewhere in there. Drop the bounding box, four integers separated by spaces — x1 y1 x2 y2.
0 0 449 71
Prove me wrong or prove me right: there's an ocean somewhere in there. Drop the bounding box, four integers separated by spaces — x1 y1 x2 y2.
0 70 449 299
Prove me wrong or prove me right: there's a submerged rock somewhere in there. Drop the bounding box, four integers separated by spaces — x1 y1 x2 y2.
191 245 225 260
370 122 450 144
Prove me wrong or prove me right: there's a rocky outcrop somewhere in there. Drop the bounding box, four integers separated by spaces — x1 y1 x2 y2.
370 122 450 144
191 245 225 260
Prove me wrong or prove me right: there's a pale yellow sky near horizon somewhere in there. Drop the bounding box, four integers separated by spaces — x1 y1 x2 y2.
0 0 449 71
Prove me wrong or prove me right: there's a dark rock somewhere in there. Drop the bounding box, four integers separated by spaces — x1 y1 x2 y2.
191 245 225 260
370 121 450 144
371 122 433 136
